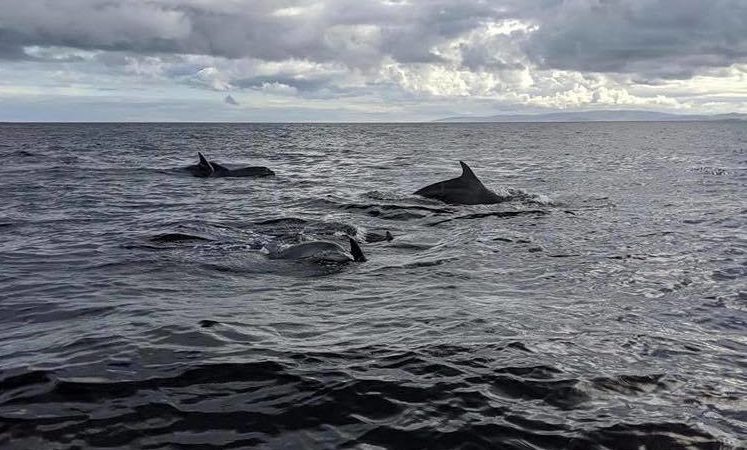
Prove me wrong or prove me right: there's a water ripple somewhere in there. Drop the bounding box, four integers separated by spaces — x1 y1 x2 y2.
0 122 745 448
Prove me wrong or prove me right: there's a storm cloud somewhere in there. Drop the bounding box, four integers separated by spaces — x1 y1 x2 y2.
1 0 746 120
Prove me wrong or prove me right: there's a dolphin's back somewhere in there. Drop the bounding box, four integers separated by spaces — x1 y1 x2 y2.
271 238 365 263
273 241 350 262
187 152 215 177
225 166 275 177
187 152 275 178
414 175 473 202
209 162 232 177
414 161 503 205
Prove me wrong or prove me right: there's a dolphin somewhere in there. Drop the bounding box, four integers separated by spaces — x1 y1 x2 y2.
270 238 366 264
187 152 275 178
414 161 504 205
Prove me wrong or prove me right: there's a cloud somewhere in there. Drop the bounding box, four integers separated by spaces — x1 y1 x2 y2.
0 0 511 65
1 0 746 120
224 94 239 105
523 0 747 78
0 33 30 60
234 74 328 92
3 1 746 79
191 67 231 91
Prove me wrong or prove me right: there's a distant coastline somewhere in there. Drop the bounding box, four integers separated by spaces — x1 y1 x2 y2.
2 110 746 124
434 110 747 123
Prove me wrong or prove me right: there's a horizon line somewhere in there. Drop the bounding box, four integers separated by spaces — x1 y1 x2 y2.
1 119 744 125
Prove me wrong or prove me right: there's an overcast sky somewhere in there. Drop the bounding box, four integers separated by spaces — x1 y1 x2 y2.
1 0 746 121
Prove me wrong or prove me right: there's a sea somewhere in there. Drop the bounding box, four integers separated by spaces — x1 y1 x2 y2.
0 122 745 449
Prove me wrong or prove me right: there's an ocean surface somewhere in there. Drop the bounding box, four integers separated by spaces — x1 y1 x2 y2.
0 122 745 449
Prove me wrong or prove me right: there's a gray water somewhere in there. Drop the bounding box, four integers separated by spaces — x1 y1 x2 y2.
0 122 745 449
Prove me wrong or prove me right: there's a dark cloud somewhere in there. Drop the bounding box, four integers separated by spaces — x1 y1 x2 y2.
0 0 509 65
523 0 747 78
0 42 29 61
3 0 744 81
0 30 31 60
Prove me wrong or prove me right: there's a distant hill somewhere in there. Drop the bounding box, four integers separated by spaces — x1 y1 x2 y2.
434 110 747 123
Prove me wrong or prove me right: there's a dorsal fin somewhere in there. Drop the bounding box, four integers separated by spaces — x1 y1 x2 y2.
197 152 214 174
349 238 366 262
459 161 479 181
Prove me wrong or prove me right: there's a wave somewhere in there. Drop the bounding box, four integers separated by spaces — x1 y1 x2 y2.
0 346 728 448
688 166 730 175
428 209 548 226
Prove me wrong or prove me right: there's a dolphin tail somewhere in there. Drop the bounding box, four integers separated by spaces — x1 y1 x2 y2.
349 238 367 262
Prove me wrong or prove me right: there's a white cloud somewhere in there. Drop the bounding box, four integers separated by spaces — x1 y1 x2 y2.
258 82 299 95
192 67 232 91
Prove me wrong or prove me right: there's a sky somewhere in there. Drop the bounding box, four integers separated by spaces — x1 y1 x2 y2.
1 0 746 121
